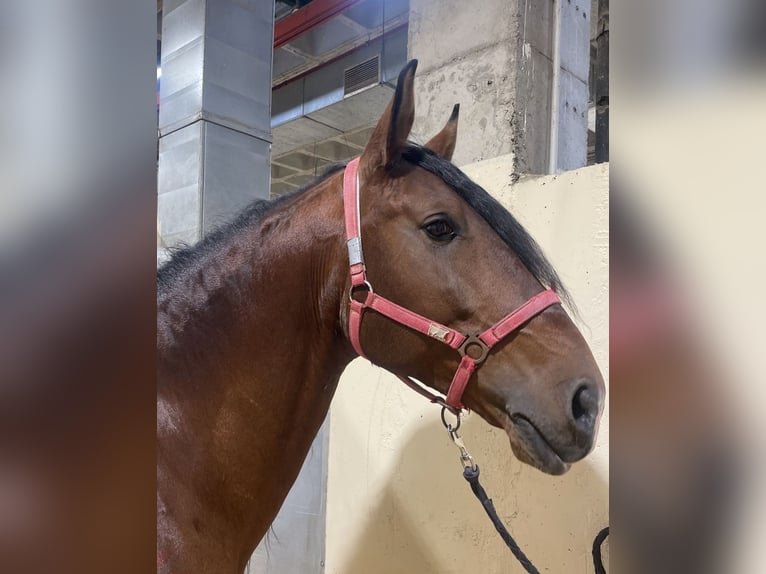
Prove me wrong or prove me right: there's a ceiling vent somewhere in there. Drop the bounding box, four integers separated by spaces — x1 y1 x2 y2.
343 55 380 97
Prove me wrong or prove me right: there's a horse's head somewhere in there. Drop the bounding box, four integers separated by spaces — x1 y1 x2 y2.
344 60 604 474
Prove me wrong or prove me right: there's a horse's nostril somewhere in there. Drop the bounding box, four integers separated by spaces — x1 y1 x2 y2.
571 381 599 431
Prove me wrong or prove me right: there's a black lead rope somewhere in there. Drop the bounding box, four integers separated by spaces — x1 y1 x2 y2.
443 409 608 573
592 526 609 574
463 465 540 574
462 464 609 574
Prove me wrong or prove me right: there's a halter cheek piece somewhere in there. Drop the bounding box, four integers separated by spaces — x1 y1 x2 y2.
343 157 560 414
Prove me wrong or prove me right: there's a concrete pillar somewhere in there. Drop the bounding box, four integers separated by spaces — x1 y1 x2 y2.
408 0 591 175
552 0 592 171
594 0 609 163
158 0 274 246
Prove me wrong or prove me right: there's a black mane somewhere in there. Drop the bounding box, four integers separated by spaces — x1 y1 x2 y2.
157 164 345 294
402 144 572 309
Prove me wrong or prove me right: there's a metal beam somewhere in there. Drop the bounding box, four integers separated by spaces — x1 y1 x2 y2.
273 18 408 88
334 12 370 35
274 0 364 48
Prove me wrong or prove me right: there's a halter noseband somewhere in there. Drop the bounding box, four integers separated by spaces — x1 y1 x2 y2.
343 157 560 413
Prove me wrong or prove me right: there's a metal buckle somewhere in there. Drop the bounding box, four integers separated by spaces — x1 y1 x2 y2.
457 334 490 364
349 280 374 302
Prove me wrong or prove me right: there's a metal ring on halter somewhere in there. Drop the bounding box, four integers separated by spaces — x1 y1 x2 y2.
349 280 374 302
457 334 490 364
441 405 461 433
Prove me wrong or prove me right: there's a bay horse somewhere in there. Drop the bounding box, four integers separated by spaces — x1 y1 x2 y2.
157 60 605 574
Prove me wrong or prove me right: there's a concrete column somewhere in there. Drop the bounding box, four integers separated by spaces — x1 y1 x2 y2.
594 0 609 163
158 0 274 247
552 0 592 171
408 0 591 175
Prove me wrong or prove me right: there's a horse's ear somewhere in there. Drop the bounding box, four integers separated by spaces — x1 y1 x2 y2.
425 104 459 161
361 59 417 174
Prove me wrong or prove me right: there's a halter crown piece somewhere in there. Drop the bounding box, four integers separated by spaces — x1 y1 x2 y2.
343 157 561 413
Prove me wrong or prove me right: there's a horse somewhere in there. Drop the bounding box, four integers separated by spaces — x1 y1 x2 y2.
157 59 605 574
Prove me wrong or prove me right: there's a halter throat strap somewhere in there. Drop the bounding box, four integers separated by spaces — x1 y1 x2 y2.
342 157 560 413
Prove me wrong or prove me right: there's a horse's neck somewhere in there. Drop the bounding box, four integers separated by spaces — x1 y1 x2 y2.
159 176 350 370
158 174 354 566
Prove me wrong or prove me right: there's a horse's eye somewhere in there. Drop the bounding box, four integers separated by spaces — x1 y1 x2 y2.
423 218 457 241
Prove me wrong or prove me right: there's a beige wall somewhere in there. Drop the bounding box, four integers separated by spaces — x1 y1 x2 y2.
326 158 609 573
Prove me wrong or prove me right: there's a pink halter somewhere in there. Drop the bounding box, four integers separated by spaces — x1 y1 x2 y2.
343 157 560 413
